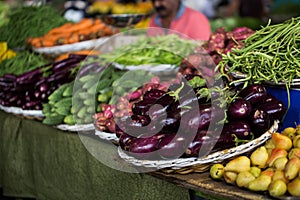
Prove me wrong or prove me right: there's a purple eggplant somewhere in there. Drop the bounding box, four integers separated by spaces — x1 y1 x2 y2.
0 76 14 83
128 135 161 160
143 89 166 101
249 108 271 137
68 54 87 60
116 114 152 138
119 133 136 151
47 70 72 83
15 68 43 84
154 93 175 107
146 116 180 135
228 98 252 120
131 99 155 115
181 104 212 133
52 58 81 74
23 100 40 110
238 84 267 106
39 82 49 93
264 94 277 103
0 80 14 88
157 134 187 159
3 74 16 81
185 134 218 157
77 62 103 77
221 121 252 140
257 99 287 122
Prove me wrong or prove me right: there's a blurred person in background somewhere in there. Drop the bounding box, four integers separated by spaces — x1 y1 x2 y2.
182 0 221 19
148 0 211 41
225 0 269 20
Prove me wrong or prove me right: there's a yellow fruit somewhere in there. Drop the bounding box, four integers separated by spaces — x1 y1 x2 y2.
250 146 268 168
224 156 251 173
285 157 300 180
287 178 300 196
288 148 300 159
282 127 297 140
268 179 287 197
273 157 288 170
249 166 261 178
224 171 237 185
293 135 300 148
210 164 224 179
236 171 255 188
248 174 272 192
267 148 288 167
272 170 288 184
271 132 293 151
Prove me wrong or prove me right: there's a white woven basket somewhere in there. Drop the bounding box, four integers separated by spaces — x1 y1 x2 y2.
95 129 119 142
0 104 44 118
118 120 279 170
55 123 95 132
32 37 109 54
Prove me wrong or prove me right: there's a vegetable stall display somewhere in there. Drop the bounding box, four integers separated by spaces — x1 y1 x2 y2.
114 77 286 160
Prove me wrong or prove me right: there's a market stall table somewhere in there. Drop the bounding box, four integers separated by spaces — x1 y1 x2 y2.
0 110 189 200
0 110 274 200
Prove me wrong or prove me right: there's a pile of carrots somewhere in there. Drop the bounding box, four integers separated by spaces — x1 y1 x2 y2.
27 18 119 48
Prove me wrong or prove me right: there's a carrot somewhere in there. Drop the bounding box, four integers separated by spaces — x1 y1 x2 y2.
55 50 101 62
46 22 74 36
64 18 94 33
41 38 57 47
76 28 93 41
29 37 43 47
103 26 113 36
67 33 80 44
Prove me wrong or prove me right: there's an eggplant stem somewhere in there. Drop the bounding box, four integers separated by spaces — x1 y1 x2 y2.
167 82 185 102
232 133 254 146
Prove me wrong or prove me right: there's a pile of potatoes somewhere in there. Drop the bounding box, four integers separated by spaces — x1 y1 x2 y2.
210 125 300 198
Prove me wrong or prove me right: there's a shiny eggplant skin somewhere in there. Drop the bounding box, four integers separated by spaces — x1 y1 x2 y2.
157 134 187 159
227 98 252 120
257 99 287 122
143 89 166 101
238 84 267 105
249 108 271 137
221 121 252 140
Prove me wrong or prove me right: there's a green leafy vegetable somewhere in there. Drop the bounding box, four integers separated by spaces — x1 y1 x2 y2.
0 5 68 49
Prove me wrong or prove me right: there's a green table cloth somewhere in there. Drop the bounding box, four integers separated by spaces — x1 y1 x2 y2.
0 111 190 200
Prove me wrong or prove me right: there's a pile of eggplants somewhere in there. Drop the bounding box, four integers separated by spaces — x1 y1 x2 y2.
0 54 88 110
115 75 287 160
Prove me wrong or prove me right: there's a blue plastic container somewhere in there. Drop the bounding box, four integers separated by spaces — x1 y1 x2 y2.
266 86 300 130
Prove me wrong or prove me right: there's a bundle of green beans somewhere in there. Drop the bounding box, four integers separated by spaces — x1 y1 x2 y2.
219 16 300 87
0 50 48 76
0 5 68 49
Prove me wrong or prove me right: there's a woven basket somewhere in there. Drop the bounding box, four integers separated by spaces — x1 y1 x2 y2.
0 104 44 120
95 129 119 142
118 120 279 173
